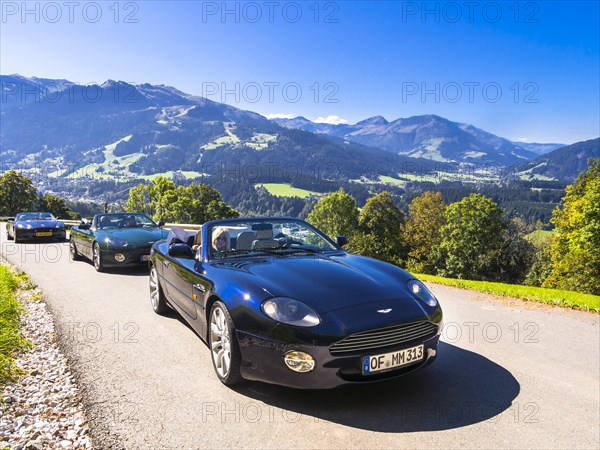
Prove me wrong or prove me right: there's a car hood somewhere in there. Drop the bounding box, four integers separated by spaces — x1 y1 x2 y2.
101 228 168 246
212 253 428 314
17 220 63 227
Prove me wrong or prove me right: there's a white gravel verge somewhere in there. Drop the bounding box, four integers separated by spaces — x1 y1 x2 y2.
0 269 93 449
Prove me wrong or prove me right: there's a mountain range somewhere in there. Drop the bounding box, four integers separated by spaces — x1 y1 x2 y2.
1 74 596 189
272 115 563 166
511 138 600 182
1 74 453 185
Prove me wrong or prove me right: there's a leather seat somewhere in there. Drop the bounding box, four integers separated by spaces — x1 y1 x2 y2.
252 225 278 249
236 231 255 250
192 230 202 251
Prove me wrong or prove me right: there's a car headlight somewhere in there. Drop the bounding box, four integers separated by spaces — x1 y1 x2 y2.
407 279 438 307
16 223 24 229
105 236 128 247
261 297 320 327
55 223 65 228
26 224 32 229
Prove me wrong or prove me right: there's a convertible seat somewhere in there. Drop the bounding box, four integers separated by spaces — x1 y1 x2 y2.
236 231 255 250
192 230 202 251
251 224 278 249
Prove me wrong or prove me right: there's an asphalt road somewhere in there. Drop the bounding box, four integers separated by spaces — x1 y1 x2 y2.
1 224 599 449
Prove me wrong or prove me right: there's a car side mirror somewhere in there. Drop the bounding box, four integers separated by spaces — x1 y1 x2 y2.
158 221 165 227
168 243 195 259
335 236 348 247
79 223 90 230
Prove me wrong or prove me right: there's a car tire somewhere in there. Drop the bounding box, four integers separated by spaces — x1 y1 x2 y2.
70 240 83 261
93 242 104 272
209 301 243 386
6 229 13 241
149 265 169 315
13 231 19 243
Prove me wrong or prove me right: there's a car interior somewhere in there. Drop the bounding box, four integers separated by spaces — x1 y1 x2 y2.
166 220 335 263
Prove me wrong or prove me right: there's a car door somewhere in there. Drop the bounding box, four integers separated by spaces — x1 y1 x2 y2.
162 256 199 320
74 224 95 260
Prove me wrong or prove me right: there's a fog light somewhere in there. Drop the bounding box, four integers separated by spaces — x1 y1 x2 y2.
115 253 125 262
283 351 315 373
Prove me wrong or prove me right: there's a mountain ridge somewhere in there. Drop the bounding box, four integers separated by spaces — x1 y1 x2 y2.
272 114 545 166
510 138 600 182
0 75 452 185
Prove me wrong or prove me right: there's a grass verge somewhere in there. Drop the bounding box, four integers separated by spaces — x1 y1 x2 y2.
0 265 30 385
416 273 600 313
255 183 320 198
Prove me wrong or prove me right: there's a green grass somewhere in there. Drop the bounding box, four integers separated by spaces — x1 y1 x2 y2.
378 175 407 187
416 273 600 312
0 265 30 385
256 183 321 198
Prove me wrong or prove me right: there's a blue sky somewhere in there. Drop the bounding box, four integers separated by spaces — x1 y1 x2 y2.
1 0 598 143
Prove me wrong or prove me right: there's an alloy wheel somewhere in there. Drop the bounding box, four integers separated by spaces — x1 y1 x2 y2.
210 306 231 379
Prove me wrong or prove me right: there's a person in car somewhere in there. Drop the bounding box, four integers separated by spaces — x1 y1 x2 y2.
212 227 230 255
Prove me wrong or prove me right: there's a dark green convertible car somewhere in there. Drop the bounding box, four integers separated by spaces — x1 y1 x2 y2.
69 213 168 272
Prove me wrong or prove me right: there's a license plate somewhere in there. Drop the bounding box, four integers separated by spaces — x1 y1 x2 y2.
36 231 53 237
362 344 424 374
140 254 150 261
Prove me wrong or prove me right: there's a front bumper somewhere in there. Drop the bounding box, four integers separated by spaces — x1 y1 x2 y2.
236 331 440 389
15 229 66 241
99 248 151 267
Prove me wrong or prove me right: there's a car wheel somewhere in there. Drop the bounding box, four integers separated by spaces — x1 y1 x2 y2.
149 265 169 315
69 240 82 261
6 229 13 241
93 242 104 272
209 301 243 385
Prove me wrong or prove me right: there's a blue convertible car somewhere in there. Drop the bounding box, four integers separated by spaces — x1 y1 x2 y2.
149 217 443 389
6 212 66 243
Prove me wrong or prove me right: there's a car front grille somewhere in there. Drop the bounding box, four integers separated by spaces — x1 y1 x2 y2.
330 321 438 355
127 246 152 257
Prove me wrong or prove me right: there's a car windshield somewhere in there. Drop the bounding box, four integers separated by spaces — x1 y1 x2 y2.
96 213 158 229
208 219 338 260
16 212 56 221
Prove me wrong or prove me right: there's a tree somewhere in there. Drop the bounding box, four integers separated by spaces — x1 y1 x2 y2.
489 218 536 284
0 171 38 216
542 159 600 295
124 184 152 216
125 178 239 224
307 188 359 239
174 184 238 223
347 192 405 264
149 177 178 222
124 177 176 222
39 194 71 219
525 245 553 287
436 193 506 280
404 191 446 274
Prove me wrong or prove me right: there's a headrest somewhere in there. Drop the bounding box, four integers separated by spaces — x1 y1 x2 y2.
252 223 272 239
